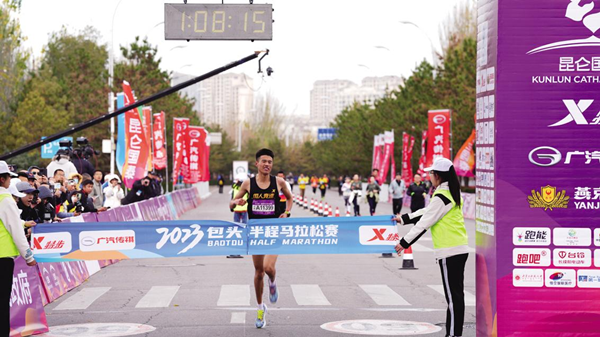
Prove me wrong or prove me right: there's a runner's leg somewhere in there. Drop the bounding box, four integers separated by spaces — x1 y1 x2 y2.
265 255 279 303
253 255 265 305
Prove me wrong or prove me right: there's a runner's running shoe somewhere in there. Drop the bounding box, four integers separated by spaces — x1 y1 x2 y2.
268 278 279 303
255 304 267 328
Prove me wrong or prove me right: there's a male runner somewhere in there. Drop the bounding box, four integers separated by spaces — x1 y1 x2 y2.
230 149 293 329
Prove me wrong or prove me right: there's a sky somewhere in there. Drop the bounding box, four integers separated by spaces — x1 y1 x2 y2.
17 0 465 116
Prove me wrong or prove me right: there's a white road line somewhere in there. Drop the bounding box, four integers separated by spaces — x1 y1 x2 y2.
359 285 411 306
135 286 180 308
54 287 111 310
427 285 476 307
291 284 331 306
218 285 251 306
230 312 246 324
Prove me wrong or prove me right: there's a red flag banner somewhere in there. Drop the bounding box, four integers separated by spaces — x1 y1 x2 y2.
186 126 204 183
425 109 451 168
417 130 428 177
172 118 189 184
453 129 476 177
122 110 150 188
372 134 383 175
401 132 413 186
152 112 167 170
142 106 153 172
379 131 394 184
408 135 415 181
202 129 211 182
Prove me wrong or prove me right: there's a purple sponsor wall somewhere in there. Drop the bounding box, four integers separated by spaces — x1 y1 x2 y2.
9 258 48 336
477 0 600 335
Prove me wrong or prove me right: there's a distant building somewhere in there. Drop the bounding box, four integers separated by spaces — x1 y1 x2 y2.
310 76 403 125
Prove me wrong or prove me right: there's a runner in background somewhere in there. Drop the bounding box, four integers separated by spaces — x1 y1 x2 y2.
350 174 362 216
319 174 329 201
341 177 352 214
277 171 292 216
310 175 318 195
286 172 295 192
297 173 308 199
230 149 292 329
228 179 247 259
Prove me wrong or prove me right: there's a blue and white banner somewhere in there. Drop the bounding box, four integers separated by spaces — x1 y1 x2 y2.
32 216 397 262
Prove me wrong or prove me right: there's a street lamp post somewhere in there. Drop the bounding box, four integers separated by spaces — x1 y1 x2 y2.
399 20 437 66
108 0 125 175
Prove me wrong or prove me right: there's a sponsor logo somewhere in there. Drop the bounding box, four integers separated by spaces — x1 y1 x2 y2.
31 232 72 254
573 186 600 209
528 146 600 167
553 228 591 246
577 270 600 288
528 185 570 211
595 229 600 246
527 2 600 54
79 230 136 252
189 129 201 138
545 269 576 288
432 115 447 124
513 248 551 267
549 99 600 127
513 227 551 246
359 226 399 245
553 248 592 267
513 268 544 287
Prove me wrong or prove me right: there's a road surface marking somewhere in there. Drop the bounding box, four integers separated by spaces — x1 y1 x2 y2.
135 286 180 308
54 287 111 310
359 285 411 306
218 285 250 306
230 312 246 324
291 284 331 305
427 285 476 306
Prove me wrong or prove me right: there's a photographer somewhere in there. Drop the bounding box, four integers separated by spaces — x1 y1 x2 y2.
47 149 78 178
147 171 162 197
35 186 59 223
121 177 153 205
70 138 97 177
15 182 42 223
49 169 68 206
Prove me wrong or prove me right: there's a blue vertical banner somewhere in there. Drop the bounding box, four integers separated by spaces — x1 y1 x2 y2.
115 93 125 174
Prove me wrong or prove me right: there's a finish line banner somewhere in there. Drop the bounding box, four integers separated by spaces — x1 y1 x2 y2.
32 216 397 262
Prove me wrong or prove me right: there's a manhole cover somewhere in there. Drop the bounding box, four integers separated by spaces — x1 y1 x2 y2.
38 323 156 337
321 320 442 335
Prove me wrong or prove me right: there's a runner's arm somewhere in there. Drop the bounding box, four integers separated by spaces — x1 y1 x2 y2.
230 180 250 209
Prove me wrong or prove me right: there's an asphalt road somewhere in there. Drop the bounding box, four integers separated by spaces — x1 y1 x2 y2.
40 186 476 337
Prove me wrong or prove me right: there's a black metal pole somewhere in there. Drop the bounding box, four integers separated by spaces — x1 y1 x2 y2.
0 51 262 160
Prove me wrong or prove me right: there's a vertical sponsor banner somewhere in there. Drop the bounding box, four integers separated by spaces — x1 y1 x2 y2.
9 258 49 335
417 130 428 177
122 110 150 188
477 0 600 335
186 126 204 183
152 112 167 170
401 132 411 185
408 135 415 181
453 129 476 177
172 118 189 184
115 93 126 175
372 134 382 174
379 131 394 184
142 106 154 172
201 128 211 182
425 110 451 168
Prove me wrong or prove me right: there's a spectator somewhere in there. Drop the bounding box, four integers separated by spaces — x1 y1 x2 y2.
366 175 381 216
28 166 42 184
78 179 107 213
16 182 42 223
0 161 36 337
103 174 124 208
50 169 68 206
71 148 96 177
47 149 78 178
218 174 225 194
338 175 344 196
286 172 295 192
36 186 58 223
90 170 104 209
407 173 429 212
16 171 29 183
389 174 407 215
121 177 154 205
68 172 83 190
66 179 78 194
147 171 162 197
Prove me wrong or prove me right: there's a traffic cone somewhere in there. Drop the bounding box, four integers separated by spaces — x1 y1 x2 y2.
324 203 329 217
400 246 418 269
335 207 340 217
304 198 308 209
318 202 323 216
346 209 351 217
311 199 316 213
329 206 334 217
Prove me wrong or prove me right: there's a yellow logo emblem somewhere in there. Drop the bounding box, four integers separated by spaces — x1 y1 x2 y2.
528 185 569 211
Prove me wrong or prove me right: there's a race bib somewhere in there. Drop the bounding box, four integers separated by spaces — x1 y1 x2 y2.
252 200 276 215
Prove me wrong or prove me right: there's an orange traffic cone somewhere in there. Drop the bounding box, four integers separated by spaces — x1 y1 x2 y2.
318 202 323 216
400 246 417 269
311 199 316 213
346 209 351 217
329 206 334 217
324 203 329 217
335 207 340 217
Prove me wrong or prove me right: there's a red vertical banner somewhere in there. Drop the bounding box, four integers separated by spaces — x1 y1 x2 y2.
186 126 204 183
372 134 382 174
453 128 476 177
379 130 394 184
142 106 153 172
122 110 150 188
401 132 411 185
417 130 428 177
152 112 167 170
172 118 189 184
425 109 451 168
202 129 211 182
408 135 415 181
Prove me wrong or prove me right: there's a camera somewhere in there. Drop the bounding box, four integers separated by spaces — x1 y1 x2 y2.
57 137 100 160
266 67 274 76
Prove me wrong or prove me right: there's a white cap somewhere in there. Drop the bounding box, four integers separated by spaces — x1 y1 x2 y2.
424 157 454 172
0 161 17 177
8 179 25 198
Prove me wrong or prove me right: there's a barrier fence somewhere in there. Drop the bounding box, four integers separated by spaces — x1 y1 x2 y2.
9 184 205 337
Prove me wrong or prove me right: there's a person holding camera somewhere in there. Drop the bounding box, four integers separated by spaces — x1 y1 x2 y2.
36 186 59 223
15 182 42 223
47 149 78 178
0 161 36 336
121 177 153 205
103 174 124 208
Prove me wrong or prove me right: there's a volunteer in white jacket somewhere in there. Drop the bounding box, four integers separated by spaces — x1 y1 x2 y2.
394 158 468 337
0 161 36 336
